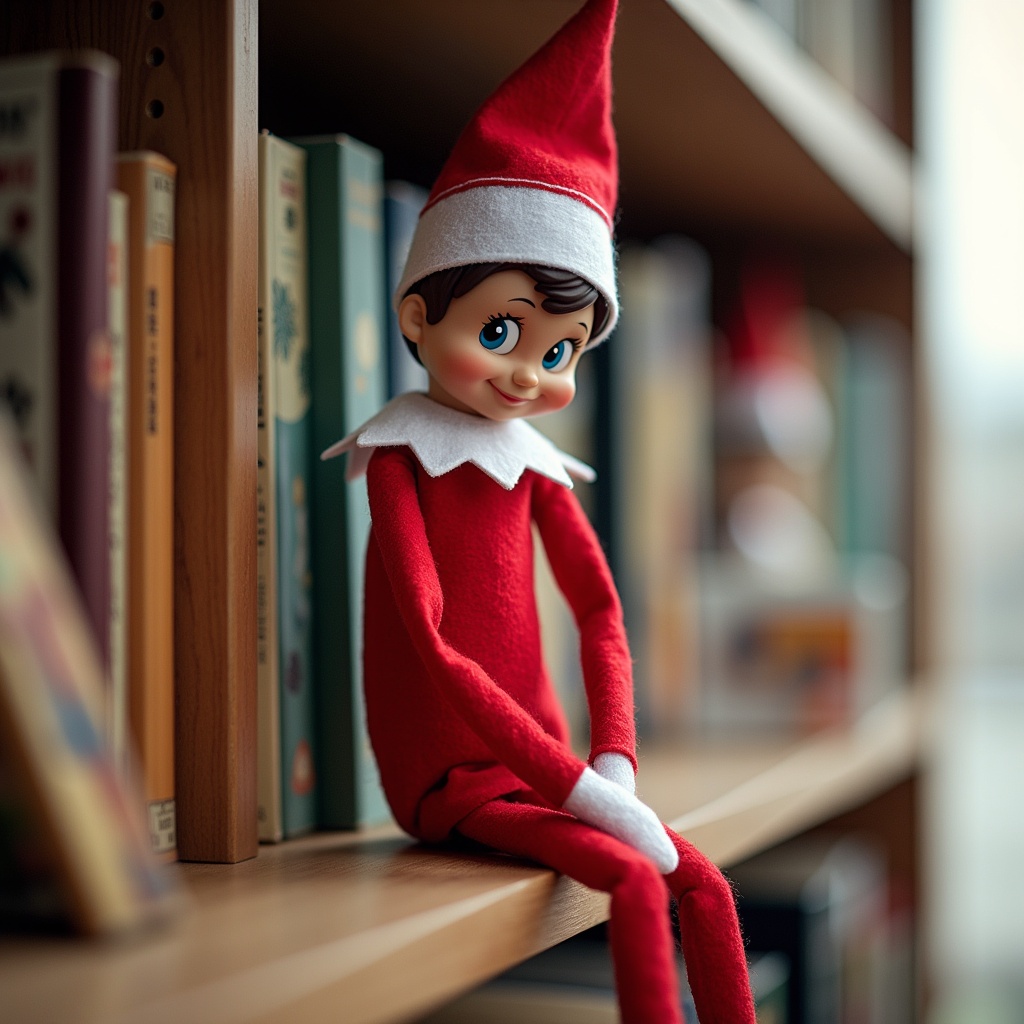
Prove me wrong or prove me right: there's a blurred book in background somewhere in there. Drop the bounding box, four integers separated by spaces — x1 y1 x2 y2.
0 50 117 671
742 0 894 126
416 921 788 1023
602 236 714 738
834 313 912 567
731 833 913 1024
699 256 909 735
697 554 906 735
0 416 178 936
106 188 129 775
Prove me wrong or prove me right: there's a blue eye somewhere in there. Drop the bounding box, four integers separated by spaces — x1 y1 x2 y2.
479 316 521 354
542 340 575 372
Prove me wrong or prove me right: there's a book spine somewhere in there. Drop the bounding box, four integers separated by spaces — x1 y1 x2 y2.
302 135 388 829
605 239 713 736
256 138 281 841
107 188 129 773
838 314 911 561
116 151 177 861
257 132 317 841
56 62 116 673
0 53 116 671
257 132 283 842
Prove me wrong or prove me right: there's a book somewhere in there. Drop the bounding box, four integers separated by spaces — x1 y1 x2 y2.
0 49 117 670
257 131 317 842
835 312 912 565
603 237 714 736
712 255 836 572
383 180 429 399
798 0 893 124
115 150 177 860
107 188 129 773
296 133 389 829
731 834 897 1024
695 552 905 735
0 415 178 936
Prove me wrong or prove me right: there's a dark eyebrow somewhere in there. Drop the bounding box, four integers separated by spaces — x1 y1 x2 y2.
508 296 536 307
578 322 589 331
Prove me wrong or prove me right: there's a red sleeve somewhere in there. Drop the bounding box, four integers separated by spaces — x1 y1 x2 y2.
531 475 638 772
366 448 587 807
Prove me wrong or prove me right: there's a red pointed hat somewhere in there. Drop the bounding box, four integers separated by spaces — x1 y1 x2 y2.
397 0 621 344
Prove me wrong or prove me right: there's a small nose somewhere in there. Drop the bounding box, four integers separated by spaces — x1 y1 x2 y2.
513 365 539 388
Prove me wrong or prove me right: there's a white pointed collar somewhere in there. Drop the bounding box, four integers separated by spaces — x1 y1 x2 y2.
320 392 595 491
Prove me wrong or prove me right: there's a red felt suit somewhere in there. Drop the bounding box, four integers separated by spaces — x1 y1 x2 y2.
360 438 755 1023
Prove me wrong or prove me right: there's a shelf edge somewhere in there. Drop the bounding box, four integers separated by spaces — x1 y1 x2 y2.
664 0 916 250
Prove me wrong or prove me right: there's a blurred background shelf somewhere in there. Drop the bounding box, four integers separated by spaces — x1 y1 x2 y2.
260 0 914 248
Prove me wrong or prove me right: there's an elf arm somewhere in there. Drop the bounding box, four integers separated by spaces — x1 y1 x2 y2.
531 474 636 768
532 475 678 872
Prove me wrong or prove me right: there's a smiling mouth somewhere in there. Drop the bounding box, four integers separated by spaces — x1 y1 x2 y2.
489 382 532 404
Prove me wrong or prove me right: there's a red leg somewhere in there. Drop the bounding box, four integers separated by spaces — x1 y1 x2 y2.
458 798 685 1024
663 826 757 1024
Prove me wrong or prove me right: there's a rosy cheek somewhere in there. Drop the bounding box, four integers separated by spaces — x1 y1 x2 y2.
545 377 577 410
442 348 492 382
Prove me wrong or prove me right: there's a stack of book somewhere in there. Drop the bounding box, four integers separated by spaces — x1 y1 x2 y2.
256 130 395 840
0 48 182 933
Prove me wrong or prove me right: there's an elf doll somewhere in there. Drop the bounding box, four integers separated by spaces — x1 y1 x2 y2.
323 2 756 1020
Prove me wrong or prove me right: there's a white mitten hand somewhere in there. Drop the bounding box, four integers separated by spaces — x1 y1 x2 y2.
592 751 636 794
564 766 679 873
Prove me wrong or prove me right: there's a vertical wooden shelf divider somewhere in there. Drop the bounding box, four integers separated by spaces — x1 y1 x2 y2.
1 0 259 862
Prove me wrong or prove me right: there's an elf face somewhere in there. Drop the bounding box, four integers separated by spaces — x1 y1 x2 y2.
399 269 593 421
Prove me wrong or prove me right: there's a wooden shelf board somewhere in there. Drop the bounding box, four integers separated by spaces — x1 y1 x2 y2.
662 0 914 249
2 689 921 1024
258 0 914 248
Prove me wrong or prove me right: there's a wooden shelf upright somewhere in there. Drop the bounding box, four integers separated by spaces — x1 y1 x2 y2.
1 0 260 863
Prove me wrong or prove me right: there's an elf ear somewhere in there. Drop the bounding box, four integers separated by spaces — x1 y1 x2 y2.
398 293 428 345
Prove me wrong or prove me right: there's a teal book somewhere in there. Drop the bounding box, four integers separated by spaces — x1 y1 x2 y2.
297 134 389 829
257 131 317 841
837 313 911 562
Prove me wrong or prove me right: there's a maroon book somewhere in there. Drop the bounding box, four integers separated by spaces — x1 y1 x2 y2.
0 49 118 668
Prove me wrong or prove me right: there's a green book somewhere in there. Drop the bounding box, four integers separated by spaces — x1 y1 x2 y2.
297 134 389 829
257 131 317 840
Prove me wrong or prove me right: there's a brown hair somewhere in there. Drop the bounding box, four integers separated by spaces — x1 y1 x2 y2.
402 262 609 364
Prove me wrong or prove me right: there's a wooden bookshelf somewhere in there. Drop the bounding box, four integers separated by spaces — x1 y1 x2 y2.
1 0 924 1019
1 689 922 1024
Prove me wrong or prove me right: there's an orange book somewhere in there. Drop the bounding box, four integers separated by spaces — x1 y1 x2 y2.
116 151 177 861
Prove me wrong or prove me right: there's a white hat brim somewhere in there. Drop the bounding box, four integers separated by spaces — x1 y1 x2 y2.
395 184 619 345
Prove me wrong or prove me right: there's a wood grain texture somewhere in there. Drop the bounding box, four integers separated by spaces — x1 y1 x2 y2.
0 690 924 1024
108 0 259 863
1 0 259 863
